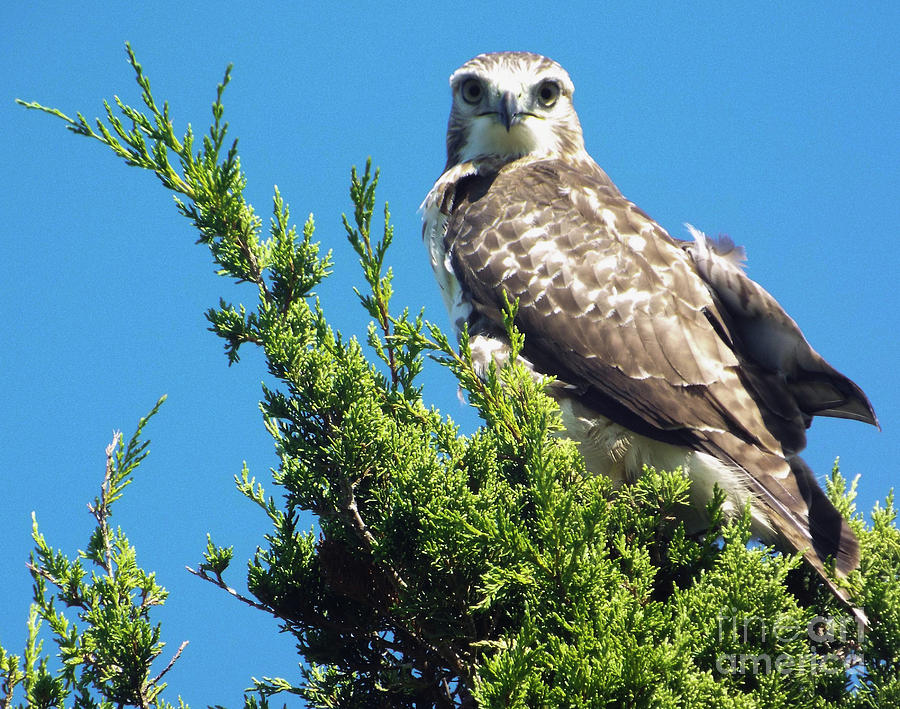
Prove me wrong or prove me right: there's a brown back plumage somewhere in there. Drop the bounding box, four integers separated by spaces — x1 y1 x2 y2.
423 52 877 619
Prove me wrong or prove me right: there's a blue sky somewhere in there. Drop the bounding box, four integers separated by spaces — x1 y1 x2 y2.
3 3 898 706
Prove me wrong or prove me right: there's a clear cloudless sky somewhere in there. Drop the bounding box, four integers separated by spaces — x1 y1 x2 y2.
3 3 898 706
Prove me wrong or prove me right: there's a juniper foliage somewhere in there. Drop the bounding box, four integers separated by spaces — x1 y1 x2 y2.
0 399 187 709
5 45 900 708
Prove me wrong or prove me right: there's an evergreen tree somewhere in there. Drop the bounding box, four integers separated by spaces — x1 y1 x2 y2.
4 45 899 708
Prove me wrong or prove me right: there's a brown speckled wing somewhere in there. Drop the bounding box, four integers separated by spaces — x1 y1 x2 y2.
446 159 797 453
441 157 869 580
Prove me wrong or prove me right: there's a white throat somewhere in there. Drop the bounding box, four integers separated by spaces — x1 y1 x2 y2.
459 115 559 163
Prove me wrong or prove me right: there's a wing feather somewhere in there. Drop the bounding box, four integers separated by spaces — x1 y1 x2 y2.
447 160 779 448
439 157 872 593
685 226 878 427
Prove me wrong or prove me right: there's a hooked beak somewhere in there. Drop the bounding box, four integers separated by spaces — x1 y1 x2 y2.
496 91 519 131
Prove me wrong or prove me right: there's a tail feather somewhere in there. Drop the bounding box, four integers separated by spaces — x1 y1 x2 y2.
703 432 865 624
789 457 859 577
787 457 868 627
745 452 865 625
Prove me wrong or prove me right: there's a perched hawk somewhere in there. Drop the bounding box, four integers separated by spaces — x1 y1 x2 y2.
422 51 878 614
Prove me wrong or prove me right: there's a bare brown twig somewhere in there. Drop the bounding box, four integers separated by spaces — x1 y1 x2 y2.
149 640 189 686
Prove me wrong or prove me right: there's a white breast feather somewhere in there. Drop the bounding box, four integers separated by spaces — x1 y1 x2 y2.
421 196 472 336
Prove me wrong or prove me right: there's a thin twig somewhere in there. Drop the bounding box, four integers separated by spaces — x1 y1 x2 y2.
0 668 20 709
185 567 276 614
149 640 189 685
187 566 367 637
338 476 408 591
87 432 122 576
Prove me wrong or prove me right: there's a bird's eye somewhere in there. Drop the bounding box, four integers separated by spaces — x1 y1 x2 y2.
460 78 483 105
536 80 560 108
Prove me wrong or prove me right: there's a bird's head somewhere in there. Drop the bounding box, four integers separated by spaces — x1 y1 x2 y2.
444 51 586 169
